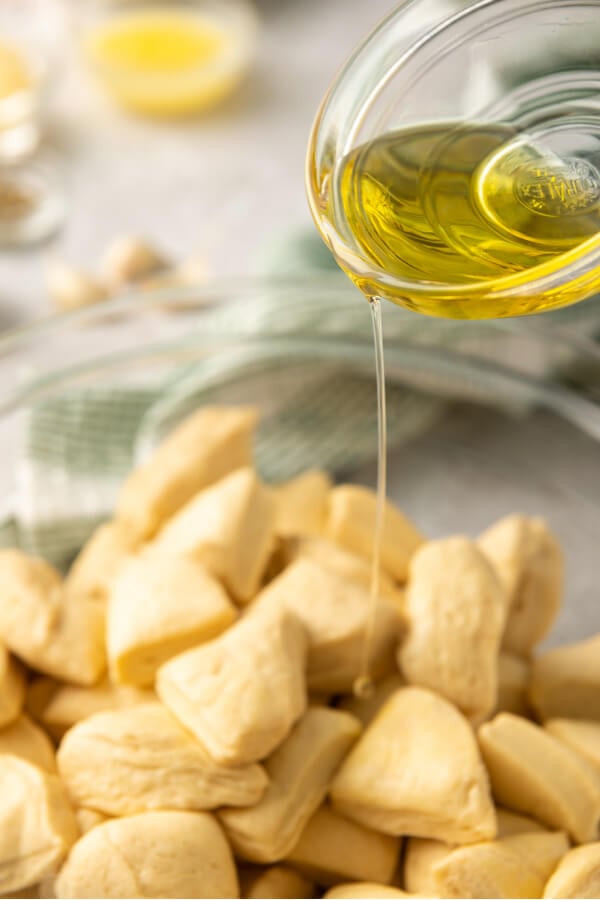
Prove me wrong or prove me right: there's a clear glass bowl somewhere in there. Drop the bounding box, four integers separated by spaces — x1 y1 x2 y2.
307 0 600 318
0 275 599 648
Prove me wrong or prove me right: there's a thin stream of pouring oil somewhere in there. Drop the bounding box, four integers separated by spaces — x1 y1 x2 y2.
355 297 387 698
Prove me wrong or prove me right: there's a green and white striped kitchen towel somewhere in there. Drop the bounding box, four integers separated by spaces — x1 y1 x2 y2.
2 234 600 569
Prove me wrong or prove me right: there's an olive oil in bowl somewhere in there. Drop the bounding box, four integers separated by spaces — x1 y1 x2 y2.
328 121 600 318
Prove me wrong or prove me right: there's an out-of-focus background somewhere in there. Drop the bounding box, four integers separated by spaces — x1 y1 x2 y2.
0 0 401 327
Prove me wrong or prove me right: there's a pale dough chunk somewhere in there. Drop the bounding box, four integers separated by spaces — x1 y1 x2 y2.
404 838 454 897
75 809 107 834
57 702 267 815
434 830 569 899
324 886 412 899
257 558 402 694
529 635 600 721
0 643 25 728
286 804 400 887
108 553 237 686
544 843 600 898
478 712 600 843
495 653 531 718
285 536 405 608
399 538 505 720
479 514 563 656
274 470 331 537
405 807 547 896
65 520 138 604
405 819 551 900
326 485 424 582
545 719 600 773
239 865 315 899
0 551 105 686
157 605 306 766
219 707 360 862
0 754 79 896
117 404 258 539
152 467 276 603
55 811 239 899
337 674 405 728
330 686 496 843
0 715 56 772
27 676 154 741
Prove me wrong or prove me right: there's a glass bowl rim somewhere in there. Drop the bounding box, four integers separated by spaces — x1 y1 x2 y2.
305 0 600 306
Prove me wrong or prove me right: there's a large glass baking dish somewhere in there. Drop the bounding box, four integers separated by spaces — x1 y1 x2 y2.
0 274 598 646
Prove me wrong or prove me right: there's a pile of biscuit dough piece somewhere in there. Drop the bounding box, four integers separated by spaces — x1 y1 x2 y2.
1 405 599 899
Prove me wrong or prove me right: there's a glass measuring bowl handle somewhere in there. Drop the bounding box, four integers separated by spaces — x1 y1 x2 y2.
306 0 600 319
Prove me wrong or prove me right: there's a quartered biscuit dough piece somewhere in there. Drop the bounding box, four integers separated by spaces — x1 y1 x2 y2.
326 485 424 582
330 686 496 843
239 865 315 899
256 558 402 694
543 843 600 898
0 754 79 896
219 707 360 863
479 712 600 843
399 537 505 720
337 674 405 729
408 807 550 895
0 715 56 772
65 520 138 604
117 404 258 540
529 635 600 721
157 605 306 766
55 811 239 899
0 550 105 686
287 536 405 608
27 676 154 742
495 653 531 718
434 830 569 899
479 514 563 656
286 803 400 887
0 643 25 728
152 467 276 603
404 838 454 897
324 886 413 899
545 719 600 773
57 702 267 815
403 807 549 896
108 553 236 686
274 469 331 538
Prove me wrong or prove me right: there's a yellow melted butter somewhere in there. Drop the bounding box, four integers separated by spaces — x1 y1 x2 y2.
85 8 242 116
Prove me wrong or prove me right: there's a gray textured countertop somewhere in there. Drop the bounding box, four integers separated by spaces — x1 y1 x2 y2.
0 0 398 328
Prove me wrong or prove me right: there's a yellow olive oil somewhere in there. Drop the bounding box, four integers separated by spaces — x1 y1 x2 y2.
329 121 600 318
354 297 387 700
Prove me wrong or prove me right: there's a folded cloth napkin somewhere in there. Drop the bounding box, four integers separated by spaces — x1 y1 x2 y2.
2 234 600 569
